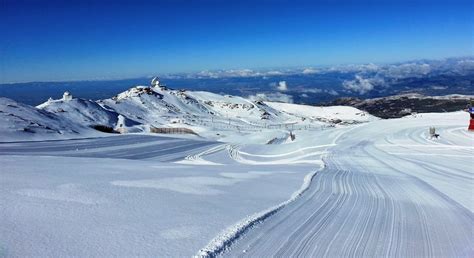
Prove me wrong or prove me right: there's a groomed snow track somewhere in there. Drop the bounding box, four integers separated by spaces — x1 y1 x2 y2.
0 135 217 162
220 124 474 257
197 168 321 257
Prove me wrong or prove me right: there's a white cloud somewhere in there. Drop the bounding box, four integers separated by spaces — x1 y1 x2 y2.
265 71 283 75
301 88 323 93
299 88 338 95
277 81 288 91
454 59 474 73
302 68 319 74
431 85 447 90
165 57 474 80
342 75 385 94
326 89 339 96
384 63 431 78
329 63 380 73
248 92 293 103
194 69 262 79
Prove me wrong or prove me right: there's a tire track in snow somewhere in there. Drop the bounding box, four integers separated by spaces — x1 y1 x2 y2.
0 135 217 161
227 144 327 165
221 139 473 257
196 165 324 257
179 144 227 165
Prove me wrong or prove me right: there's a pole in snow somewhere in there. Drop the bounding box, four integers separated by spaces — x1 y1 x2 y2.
468 100 474 131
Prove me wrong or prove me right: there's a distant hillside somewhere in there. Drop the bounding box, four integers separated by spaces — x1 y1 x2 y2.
2 57 473 106
324 94 473 119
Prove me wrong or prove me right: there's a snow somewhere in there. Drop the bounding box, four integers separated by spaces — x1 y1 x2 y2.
265 101 376 123
223 111 473 257
2 84 377 143
0 142 312 257
197 167 322 257
0 85 472 257
111 176 245 195
37 97 142 133
0 97 102 142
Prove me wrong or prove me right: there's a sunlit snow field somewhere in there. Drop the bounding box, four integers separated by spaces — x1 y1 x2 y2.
0 112 473 257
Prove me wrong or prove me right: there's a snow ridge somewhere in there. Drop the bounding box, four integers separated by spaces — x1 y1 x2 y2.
196 159 326 257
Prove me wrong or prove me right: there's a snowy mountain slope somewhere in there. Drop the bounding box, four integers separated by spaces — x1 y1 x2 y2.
98 85 292 127
0 97 101 142
185 91 289 122
326 93 473 118
210 111 474 257
265 101 376 124
37 97 139 128
1 110 471 257
92 85 376 140
2 83 376 142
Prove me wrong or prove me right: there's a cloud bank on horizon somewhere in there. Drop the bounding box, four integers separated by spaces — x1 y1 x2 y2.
1 56 472 106
161 56 474 97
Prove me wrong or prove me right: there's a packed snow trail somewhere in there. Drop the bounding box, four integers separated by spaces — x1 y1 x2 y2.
1 111 472 256
0 137 311 257
0 135 217 162
223 116 473 257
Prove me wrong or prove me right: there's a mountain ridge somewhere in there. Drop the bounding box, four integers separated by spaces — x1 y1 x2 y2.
0 84 374 142
325 93 473 118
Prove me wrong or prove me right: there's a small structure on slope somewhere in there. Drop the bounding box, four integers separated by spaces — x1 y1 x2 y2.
151 77 166 90
151 77 160 87
429 127 439 139
62 91 72 101
289 131 296 141
150 126 197 135
115 115 127 134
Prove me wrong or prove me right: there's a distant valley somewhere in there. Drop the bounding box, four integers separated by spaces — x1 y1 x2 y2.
2 57 472 108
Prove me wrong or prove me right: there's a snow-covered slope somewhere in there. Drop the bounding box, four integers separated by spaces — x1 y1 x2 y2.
98 85 292 127
89 85 375 140
327 93 473 118
1 111 472 257
2 84 376 142
0 97 100 142
265 101 376 124
38 98 120 126
210 111 474 257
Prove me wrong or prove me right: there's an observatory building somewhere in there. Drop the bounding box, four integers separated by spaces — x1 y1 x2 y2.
151 77 167 90
151 77 161 87
62 91 72 101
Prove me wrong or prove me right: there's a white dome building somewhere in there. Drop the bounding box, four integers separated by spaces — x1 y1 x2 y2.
151 77 161 87
62 91 72 101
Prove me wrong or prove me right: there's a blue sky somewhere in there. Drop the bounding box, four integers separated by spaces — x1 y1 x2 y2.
1 0 472 83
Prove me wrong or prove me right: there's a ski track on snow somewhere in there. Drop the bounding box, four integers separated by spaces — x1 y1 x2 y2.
210 123 474 257
1 112 472 257
0 135 217 162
